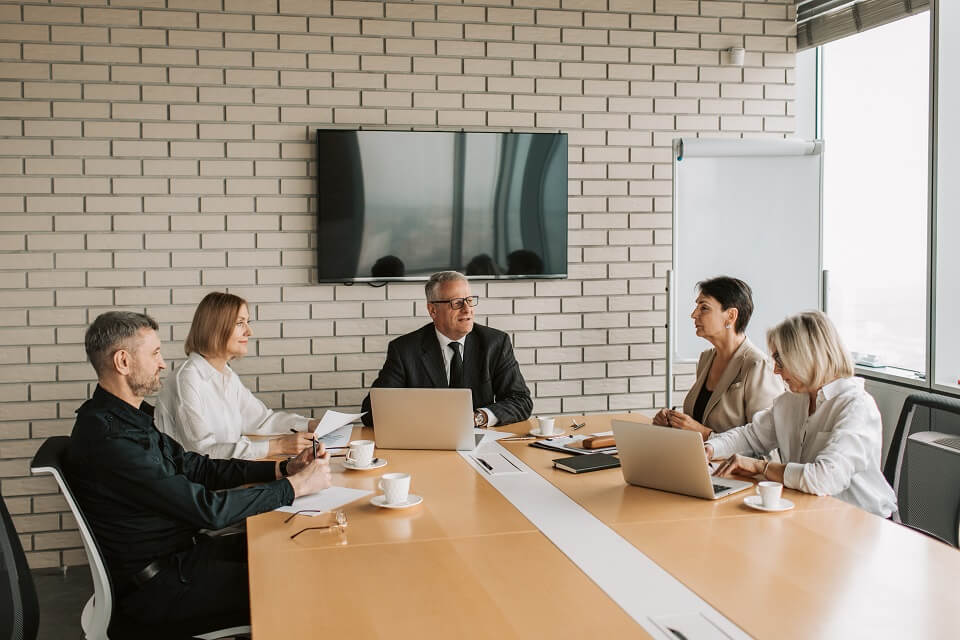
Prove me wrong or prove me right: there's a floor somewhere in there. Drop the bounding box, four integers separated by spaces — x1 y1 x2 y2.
32 566 92 640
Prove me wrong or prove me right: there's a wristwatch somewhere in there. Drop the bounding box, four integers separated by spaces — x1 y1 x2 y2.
279 458 291 477
474 410 488 428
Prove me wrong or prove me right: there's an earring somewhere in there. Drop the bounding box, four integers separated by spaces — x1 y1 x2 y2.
724 323 732 329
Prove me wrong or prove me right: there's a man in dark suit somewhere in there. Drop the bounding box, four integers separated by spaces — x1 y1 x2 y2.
361 271 532 427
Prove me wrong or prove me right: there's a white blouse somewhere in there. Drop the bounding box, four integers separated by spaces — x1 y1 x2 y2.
155 352 309 460
707 377 897 518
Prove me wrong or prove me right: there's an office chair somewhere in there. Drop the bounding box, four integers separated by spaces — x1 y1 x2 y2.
30 437 250 640
883 393 960 547
1 492 40 640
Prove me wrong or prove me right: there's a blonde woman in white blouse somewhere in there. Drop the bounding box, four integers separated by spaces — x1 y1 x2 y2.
155 292 318 460
709 311 897 517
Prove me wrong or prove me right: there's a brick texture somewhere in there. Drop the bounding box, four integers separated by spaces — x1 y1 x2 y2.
0 0 796 567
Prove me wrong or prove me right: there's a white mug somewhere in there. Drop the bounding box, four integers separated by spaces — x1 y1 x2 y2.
756 481 783 508
379 472 411 505
537 416 556 436
346 440 375 467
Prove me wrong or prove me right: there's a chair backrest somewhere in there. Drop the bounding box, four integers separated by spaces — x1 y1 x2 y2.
30 436 113 640
883 393 960 547
0 493 39 640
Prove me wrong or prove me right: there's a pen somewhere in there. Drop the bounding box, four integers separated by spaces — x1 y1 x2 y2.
477 458 494 472
499 436 536 442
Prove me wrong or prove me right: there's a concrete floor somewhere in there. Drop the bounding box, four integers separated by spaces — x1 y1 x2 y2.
32 566 91 640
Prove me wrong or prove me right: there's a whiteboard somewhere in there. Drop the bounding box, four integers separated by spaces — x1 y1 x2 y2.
671 138 823 363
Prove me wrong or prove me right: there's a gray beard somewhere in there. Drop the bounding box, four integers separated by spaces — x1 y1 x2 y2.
129 370 161 397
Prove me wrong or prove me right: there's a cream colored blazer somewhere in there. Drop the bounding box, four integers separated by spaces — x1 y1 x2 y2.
682 337 785 433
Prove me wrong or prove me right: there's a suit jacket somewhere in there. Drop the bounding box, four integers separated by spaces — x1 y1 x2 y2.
361 323 533 427
683 337 785 433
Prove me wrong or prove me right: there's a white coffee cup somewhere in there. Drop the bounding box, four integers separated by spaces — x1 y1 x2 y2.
346 439 375 467
379 472 411 505
537 416 556 436
756 481 783 508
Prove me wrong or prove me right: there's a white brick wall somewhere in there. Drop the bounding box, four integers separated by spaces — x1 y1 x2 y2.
0 0 796 567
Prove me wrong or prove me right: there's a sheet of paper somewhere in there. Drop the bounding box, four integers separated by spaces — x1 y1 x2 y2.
650 612 735 639
316 425 353 449
470 452 524 475
312 410 365 439
531 433 618 455
275 486 373 515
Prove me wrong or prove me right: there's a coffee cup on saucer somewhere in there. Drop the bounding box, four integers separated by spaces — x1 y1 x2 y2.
345 440 375 468
379 472 411 506
756 481 783 508
537 416 556 436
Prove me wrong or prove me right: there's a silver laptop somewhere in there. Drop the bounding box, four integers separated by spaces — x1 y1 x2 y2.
611 419 752 500
370 388 481 451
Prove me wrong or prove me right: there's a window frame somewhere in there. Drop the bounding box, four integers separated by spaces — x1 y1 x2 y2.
814 6 958 396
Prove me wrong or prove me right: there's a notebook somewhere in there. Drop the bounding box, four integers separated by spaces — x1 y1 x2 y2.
552 453 621 474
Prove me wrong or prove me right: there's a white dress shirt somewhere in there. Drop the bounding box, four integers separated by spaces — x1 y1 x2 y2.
155 352 310 460
435 329 498 427
707 377 897 517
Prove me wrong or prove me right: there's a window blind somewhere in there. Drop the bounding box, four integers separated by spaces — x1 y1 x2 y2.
797 0 929 50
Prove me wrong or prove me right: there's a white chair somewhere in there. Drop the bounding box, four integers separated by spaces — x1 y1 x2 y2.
30 436 250 640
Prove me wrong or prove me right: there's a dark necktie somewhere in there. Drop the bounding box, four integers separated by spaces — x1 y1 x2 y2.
448 342 464 388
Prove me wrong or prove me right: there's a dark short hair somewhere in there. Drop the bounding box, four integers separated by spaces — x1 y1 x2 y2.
696 276 754 334
85 311 159 377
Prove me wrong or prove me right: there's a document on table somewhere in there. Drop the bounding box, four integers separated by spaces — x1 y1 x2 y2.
275 486 373 515
316 425 352 449
529 430 617 456
312 410 365 439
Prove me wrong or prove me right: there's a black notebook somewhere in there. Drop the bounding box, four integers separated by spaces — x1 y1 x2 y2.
552 453 621 474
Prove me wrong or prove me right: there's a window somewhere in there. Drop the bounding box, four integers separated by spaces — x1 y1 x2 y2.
821 11 930 374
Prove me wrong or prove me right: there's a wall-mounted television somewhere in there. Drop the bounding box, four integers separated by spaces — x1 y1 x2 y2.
315 129 568 283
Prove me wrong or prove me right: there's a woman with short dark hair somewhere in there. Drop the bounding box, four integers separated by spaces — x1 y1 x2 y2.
653 276 784 440
156 292 318 459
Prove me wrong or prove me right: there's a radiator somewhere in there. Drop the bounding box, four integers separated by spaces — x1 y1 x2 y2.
903 431 960 546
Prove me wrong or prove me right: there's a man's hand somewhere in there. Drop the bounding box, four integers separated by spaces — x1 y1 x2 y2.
285 442 331 498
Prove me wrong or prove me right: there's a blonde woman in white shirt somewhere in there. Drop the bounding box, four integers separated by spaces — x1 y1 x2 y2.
709 311 897 518
156 292 318 460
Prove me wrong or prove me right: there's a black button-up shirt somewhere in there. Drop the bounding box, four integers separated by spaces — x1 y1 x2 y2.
66 385 294 581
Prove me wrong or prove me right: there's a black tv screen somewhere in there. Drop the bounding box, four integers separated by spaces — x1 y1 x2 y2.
315 129 568 282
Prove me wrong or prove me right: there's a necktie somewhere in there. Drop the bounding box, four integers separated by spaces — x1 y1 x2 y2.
448 342 464 388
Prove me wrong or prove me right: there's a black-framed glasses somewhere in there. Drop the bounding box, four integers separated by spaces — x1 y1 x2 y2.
288 509 348 539
772 351 784 369
428 296 479 310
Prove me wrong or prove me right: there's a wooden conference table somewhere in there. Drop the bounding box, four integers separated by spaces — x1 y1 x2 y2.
247 414 960 639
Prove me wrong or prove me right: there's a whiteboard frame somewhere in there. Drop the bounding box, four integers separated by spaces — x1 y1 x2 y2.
667 138 825 408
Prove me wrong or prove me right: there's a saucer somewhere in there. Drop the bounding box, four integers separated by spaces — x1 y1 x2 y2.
342 458 387 471
529 427 565 437
371 494 423 509
744 495 795 512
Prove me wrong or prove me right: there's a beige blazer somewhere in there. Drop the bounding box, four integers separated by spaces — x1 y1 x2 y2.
682 337 785 433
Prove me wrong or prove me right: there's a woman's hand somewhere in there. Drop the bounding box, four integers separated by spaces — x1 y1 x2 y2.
664 410 712 440
652 408 670 426
307 418 320 433
268 432 315 457
713 453 765 478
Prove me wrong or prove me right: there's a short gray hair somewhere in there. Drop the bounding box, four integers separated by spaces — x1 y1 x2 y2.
85 311 159 377
425 271 467 301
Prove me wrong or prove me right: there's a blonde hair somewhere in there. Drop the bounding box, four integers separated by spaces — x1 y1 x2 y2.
184 292 247 358
766 310 854 391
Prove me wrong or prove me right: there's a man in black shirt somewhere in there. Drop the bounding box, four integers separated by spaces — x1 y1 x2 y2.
66 311 332 639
